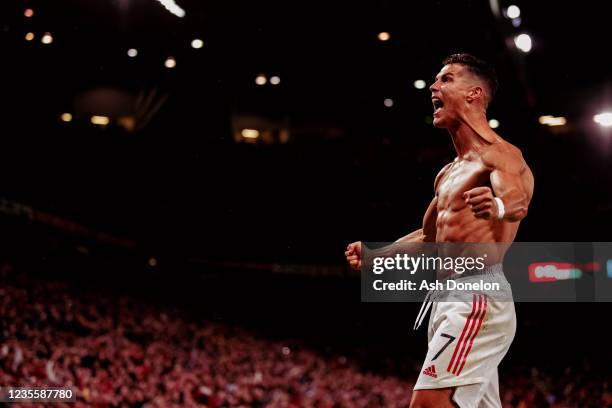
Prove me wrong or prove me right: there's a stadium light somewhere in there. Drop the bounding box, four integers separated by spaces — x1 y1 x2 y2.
538 115 567 127
270 76 281 85
377 32 390 42
255 74 267 86
489 119 500 129
241 129 260 139
154 0 185 18
514 34 532 53
164 57 176 68
506 5 521 19
91 115 110 126
594 112 612 127
25 32 35 41
191 39 204 49
414 80 426 90
61 113 72 122
127 48 138 57
41 32 53 45
384 98 394 108
24 9 34 18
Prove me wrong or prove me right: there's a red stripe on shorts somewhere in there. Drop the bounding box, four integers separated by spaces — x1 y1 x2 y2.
455 295 488 375
447 294 477 374
451 294 483 374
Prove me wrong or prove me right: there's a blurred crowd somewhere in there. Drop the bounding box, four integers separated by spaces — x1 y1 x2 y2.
0 263 610 407
500 365 611 408
0 264 414 407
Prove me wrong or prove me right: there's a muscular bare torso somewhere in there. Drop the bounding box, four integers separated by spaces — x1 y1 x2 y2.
346 140 534 271
434 143 533 245
435 157 508 242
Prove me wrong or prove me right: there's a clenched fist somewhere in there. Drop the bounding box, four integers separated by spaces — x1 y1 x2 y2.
463 187 502 220
344 241 362 270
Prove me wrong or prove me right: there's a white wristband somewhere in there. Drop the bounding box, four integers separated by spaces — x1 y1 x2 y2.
494 197 505 220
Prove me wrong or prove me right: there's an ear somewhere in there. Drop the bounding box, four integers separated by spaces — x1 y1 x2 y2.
466 86 484 103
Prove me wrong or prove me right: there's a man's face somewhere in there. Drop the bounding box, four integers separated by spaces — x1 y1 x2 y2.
430 64 476 128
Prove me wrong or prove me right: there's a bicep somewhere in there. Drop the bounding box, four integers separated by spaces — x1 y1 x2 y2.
490 167 530 201
490 164 533 222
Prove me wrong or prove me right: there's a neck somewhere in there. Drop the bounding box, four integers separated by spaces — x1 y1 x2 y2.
447 107 497 157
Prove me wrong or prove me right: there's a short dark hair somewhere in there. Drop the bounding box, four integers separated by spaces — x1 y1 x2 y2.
442 53 498 105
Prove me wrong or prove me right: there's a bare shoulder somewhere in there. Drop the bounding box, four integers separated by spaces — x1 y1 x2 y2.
434 161 454 191
481 138 528 174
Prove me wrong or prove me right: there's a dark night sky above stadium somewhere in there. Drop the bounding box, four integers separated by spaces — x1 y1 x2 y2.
1 0 611 263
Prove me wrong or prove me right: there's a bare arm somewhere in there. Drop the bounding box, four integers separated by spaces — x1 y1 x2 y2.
465 146 534 222
344 163 449 269
490 160 533 222
346 196 437 268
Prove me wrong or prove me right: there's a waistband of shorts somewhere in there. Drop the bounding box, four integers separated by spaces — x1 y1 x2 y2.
457 263 503 278
435 263 504 282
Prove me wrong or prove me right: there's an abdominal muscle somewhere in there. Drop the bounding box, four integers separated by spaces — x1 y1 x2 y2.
435 206 519 265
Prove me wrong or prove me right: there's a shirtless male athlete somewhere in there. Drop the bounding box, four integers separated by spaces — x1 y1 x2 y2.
345 54 534 408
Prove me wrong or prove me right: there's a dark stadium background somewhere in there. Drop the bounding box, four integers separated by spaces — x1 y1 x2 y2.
1 0 611 406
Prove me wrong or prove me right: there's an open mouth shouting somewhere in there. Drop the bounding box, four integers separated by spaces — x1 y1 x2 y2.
432 97 444 116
